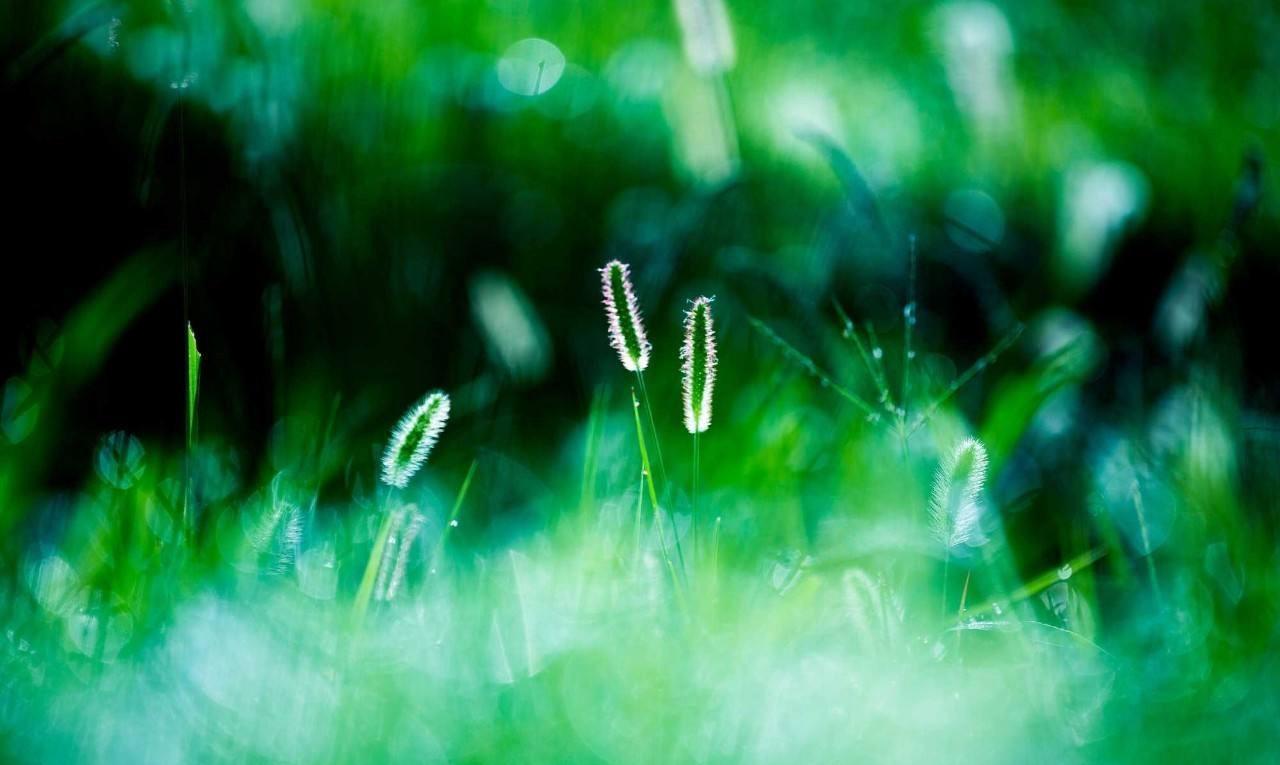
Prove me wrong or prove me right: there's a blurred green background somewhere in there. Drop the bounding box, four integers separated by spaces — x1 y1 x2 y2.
2 0 1279 761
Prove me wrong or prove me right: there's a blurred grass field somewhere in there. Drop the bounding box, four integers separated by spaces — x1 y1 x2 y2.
2 0 1280 762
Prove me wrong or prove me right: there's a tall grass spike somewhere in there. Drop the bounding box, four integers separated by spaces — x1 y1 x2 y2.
929 437 989 549
681 296 717 433
381 391 451 488
600 260 651 372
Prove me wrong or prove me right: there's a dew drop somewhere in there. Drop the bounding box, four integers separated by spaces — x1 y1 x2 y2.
872 347 883 360
450 519 459 528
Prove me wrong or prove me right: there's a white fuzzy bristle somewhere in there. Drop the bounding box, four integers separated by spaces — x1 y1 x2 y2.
600 260 652 372
929 437 989 549
681 295 717 433
381 391 451 488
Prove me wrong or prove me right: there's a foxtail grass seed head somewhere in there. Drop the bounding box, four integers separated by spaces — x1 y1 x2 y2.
381 391 451 488
929 437 989 549
681 296 717 433
385 510 426 601
600 260 651 372
673 0 737 75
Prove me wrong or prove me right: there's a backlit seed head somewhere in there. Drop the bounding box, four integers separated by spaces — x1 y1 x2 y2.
600 260 651 372
381 391 451 488
681 296 717 433
929 437 989 549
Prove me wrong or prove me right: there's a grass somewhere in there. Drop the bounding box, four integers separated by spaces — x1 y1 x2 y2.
3 0 1279 761
2 248 1278 763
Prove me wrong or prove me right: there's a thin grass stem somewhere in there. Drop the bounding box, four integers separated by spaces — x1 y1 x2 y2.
1131 482 1163 610
955 569 971 656
579 386 607 515
902 235 917 431
428 459 478 578
941 553 950 619
353 508 395 629
907 324 1024 437
633 464 646 567
863 321 890 400
692 429 700 561
635 369 668 489
632 387 686 586
710 514 722 603
713 72 740 166
832 300 892 410
749 316 879 419
961 546 1107 623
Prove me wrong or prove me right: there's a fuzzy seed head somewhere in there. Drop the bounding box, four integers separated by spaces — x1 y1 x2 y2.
681 296 717 433
600 260 651 372
381 391 451 488
929 437 989 549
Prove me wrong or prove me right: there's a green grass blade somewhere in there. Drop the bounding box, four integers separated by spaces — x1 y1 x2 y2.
579 386 606 515
352 509 396 629
749 316 879 419
186 321 201 450
430 458 479 575
632 387 685 586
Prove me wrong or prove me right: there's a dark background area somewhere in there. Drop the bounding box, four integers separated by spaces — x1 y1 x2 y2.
2 0 1277 522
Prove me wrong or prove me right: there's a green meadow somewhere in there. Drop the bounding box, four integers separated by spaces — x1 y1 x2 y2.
2 0 1278 762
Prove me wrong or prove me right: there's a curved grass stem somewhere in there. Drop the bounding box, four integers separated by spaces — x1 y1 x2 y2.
632 388 686 588
635 370 668 490
428 459 478 577
692 430 700 561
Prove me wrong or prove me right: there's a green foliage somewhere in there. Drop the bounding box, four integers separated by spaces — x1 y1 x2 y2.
2 0 1279 762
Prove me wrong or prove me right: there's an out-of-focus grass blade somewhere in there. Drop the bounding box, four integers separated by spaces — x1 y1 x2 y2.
0 247 176 548
430 458 479 574
962 546 1106 622
800 132 890 246
352 510 396 630
579 386 606 515
5 1 121 85
183 321 201 537
186 322 201 450
749 316 878 418
632 387 686 594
